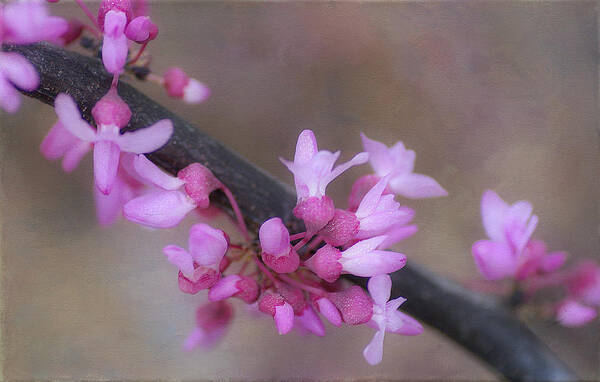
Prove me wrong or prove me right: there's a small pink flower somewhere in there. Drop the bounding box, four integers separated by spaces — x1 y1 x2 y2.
566 261 600 307
123 157 221 228
1 1 68 44
53 92 173 195
184 301 233 350
163 67 210 104
360 133 447 199
162 223 228 294
259 217 300 273
363 275 423 365
515 240 567 281
0 52 39 113
327 285 373 325
124 16 157 43
471 190 538 280
305 236 407 283
281 129 368 233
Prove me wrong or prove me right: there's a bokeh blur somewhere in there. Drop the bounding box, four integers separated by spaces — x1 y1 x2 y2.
1 1 599 380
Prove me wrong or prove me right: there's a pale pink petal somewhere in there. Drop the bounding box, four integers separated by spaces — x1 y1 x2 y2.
357 209 414 240
296 305 325 337
208 275 242 301
183 327 206 351
133 154 184 190
540 252 567 273
315 298 342 327
274 302 295 335
123 190 196 228
363 329 385 365
40 121 79 160
557 300 597 327
389 173 447 199
386 310 423 336
259 217 291 257
101 11 128 74
94 172 129 226
294 129 318 164
325 152 369 191
0 52 39 91
342 250 406 277
377 224 418 250
163 245 195 280
367 274 392 307
94 140 121 195
342 236 388 260
360 133 395 176
388 141 416 174
62 141 92 172
117 119 173 153
3 1 68 44
0 75 20 113
481 190 509 242
183 79 210 104
355 175 390 219
472 240 517 280
385 296 407 313
188 223 228 266
54 94 96 141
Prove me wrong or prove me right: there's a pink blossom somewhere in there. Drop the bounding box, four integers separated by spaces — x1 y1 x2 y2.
124 16 157 43
40 121 91 172
184 301 233 350
1 1 68 44
163 67 210 104
281 129 368 233
0 52 39 113
360 133 447 199
259 217 300 273
162 223 228 294
53 91 173 195
305 236 407 283
471 190 539 280
363 275 423 365
123 157 221 228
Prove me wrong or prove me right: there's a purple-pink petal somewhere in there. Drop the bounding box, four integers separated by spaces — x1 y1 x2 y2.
557 300 597 327
274 302 295 335
188 223 228 266
94 140 121 195
54 94 97 141
360 133 395 176
389 173 447 199
133 154 184 190
342 249 407 277
101 10 128 74
387 310 423 336
163 245 195 280
540 252 567 273
472 240 517 280
62 141 92 173
183 79 210 104
296 305 325 337
0 75 20 113
367 274 392 307
0 52 39 91
363 328 385 365
208 275 242 301
117 119 173 154
40 121 79 160
123 190 196 228
315 297 342 327
259 217 291 257
376 224 418 250
294 129 318 164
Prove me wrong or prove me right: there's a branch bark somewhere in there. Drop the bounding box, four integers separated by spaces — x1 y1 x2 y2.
4 42 578 382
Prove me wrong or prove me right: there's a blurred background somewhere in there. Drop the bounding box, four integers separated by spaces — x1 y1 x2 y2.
1 1 599 380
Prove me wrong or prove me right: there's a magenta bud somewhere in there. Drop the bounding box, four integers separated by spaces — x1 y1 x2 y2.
319 209 360 247
91 88 132 128
293 195 335 234
98 0 133 30
328 286 373 325
125 15 158 43
177 163 222 208
234 276 260 304
258 293 294 335
163 67 189 98
304 245 343 283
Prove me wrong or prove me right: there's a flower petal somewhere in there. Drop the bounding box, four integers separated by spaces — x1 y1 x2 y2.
342 236 388 260
117 119 173 154
0 52 39 91
54 94 96 141
472 240 517 280
315 297 342 327
208 275 242 301
101 11 128 74
296 305 325 337
294 129 318 164
342 250 407 277
386 309 423 336
62 141 92 172
94 140 121 195
540 252 567 273
376 224 418 250
123 190 196 228
188 223 228 266
274 302 295 335
557 300 597 327
259 217 291 257
360 133 395 176
40 121 79 160
183 79 210 104
0 75 20 113
325 152 369 191
133 154 185 190
363 329 385 365
367 274 392 307
355 175 390 219
389 173 447 199
163 245 195 280
480 190 509 242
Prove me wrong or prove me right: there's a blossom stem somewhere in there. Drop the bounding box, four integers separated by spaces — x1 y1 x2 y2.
221 185 250 242
289 232 306 241
253 257 278 286
278 274 326 297
229 243 244 250
292 233 314 252
307 235 324 251
74 0 100 31
127 42 148 66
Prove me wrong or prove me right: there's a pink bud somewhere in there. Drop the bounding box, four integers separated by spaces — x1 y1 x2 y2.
258 293 294 334
319 209 360 247
234 276 259 304
259 217 299 273
328 286 373 325
125 15 158 43
557 300 597 327
163 67 189 98
91 87 132 128
98 0 133 30
304 245 343 283
313 297 342 327
177 163 222 208
293 196 335 234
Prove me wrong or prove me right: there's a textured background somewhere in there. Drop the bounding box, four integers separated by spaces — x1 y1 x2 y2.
1 1 599 380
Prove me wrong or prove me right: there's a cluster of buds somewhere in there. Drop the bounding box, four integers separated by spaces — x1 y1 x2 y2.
471 190 599 327
155 129 447 365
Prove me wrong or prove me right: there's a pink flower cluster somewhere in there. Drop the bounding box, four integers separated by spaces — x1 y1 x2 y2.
0 1 67 113
471 190 599 327
154 129 447 365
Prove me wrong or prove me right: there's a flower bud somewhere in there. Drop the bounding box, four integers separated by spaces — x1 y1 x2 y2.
125 15 158 43
328 286 373 325
177 163 222 208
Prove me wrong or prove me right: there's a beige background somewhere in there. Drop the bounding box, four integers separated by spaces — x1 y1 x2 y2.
1 1 599 380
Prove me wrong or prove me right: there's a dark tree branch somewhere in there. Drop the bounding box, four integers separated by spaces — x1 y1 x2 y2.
4 42 578 382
